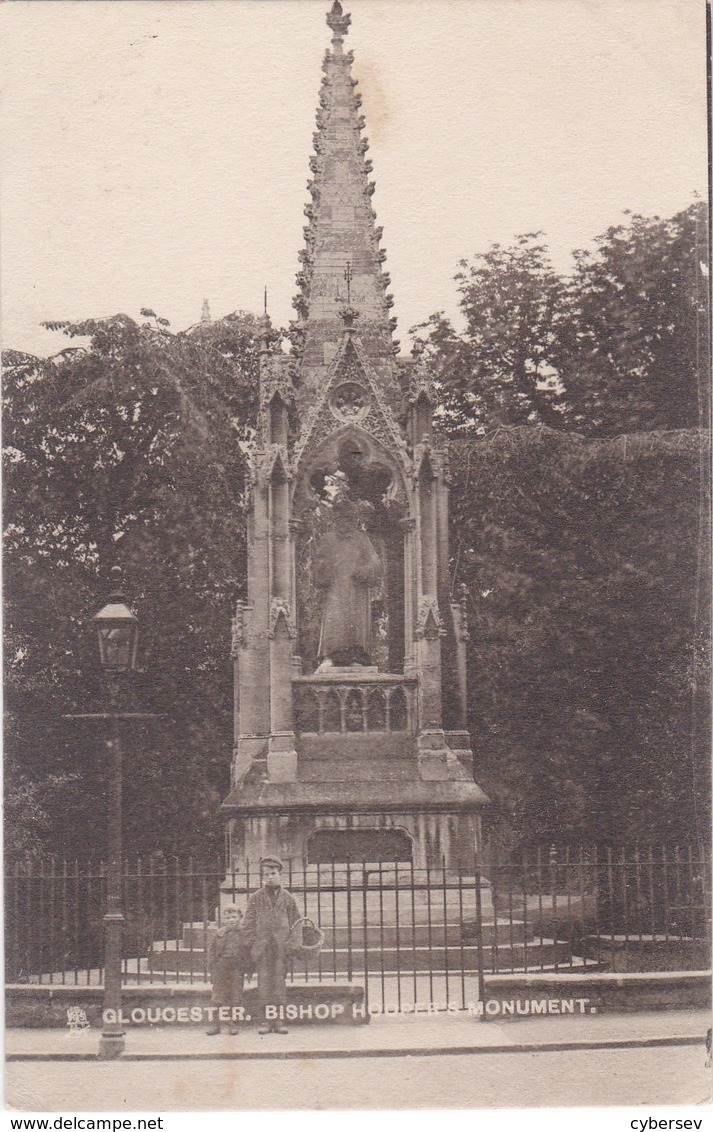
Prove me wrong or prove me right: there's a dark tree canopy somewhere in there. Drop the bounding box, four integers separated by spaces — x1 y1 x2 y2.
450 426 710 850
3 310 283 860
563 205 710 435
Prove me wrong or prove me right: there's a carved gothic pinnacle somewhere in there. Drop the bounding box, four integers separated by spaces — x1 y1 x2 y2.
326 0 351 43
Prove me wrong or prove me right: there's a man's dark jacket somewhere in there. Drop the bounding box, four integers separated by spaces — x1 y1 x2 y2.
242 886 301 962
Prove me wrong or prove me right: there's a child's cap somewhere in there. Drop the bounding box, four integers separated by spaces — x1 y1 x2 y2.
260 855 284 872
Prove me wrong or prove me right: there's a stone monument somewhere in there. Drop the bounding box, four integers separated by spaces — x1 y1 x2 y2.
221 1 489 872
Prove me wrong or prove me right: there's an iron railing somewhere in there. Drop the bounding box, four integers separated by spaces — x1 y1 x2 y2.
6 845 710 1011
484 844 711 974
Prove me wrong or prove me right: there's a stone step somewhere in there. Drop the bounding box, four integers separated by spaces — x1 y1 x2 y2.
217 893 488 915
495 894 592 915
181 920 528 949
221 875 490 891
146 940 571 975
135 955 599 985
210 910 487 930
298 761 419 782
579 934 710 972
317 942 572 974
297 734 415 761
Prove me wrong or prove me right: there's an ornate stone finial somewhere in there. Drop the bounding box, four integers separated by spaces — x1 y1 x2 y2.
258 309 272 354
258 288 271 344
337 302 360 330
326 0 351 45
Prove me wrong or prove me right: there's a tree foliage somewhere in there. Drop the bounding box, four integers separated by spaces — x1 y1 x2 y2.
450 426 710 848
414 235 568 433
415 202 709 438
3 310 280 861
564 205 710 435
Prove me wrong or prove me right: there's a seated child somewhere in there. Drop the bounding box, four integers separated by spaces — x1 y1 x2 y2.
206 904 245 1036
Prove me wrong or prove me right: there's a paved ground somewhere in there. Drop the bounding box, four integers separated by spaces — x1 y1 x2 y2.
5 1009 710 1060
5 1044 711 1110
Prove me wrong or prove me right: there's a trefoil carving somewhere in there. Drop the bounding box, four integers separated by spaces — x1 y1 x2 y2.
330 381 370 423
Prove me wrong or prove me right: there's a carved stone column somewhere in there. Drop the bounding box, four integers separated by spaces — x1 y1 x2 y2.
400 516 417 677
234 481 271 776
268 599 298 782
415 448 446 775
289 518 304 678
267 455 297 781
449 584 470 731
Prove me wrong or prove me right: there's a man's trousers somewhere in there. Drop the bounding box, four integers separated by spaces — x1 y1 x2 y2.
256 942 288 1019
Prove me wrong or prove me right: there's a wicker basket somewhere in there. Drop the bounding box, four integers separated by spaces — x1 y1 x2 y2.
288 917 325 958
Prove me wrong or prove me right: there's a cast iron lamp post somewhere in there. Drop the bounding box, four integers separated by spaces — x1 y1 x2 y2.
66 567 158 1060
93 571 138 1060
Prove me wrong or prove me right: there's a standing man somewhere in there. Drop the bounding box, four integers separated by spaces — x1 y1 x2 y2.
242 856 301 1034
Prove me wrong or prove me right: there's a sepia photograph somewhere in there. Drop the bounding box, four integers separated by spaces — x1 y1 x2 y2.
2 0 711 1117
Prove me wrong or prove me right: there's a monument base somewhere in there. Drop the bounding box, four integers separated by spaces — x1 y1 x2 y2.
223 797 487 874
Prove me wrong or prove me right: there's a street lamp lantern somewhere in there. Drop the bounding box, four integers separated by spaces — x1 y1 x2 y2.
93 572 139 672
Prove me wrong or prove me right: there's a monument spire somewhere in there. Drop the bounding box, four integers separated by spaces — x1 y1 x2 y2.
294 1 397 375
225 1 488 890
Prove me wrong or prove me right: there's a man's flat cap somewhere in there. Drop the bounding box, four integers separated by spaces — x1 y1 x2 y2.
260 855 284 871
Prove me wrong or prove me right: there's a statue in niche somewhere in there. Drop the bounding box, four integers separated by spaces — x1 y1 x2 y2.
313 498 383 669
296 437 406 674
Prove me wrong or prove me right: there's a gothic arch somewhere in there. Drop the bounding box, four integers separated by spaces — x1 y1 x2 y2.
293 424 409 675
268 392 288 446
293 423 408 517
